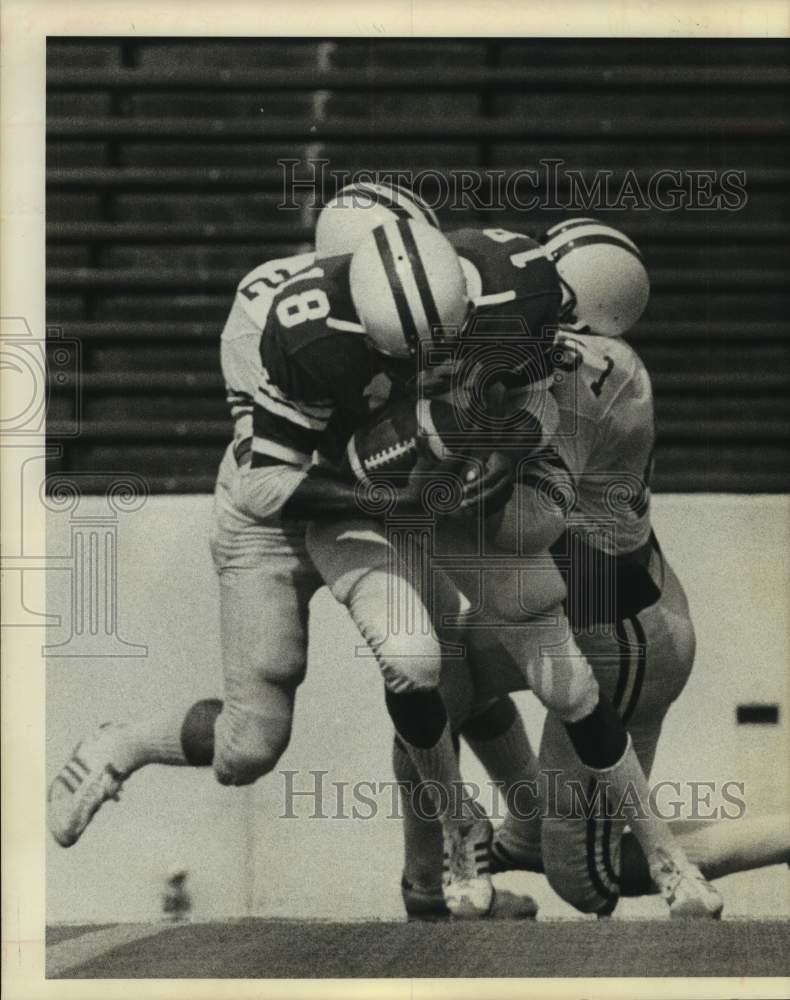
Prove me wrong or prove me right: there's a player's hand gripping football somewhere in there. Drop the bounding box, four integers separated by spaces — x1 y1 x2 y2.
393 444 513 518
454 450 514 516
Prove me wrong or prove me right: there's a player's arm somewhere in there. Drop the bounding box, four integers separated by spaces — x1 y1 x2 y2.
282 448 514 520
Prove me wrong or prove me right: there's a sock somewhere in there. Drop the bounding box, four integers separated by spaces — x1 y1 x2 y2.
392 737 443 890
109 698 221 774
384 688 447 748
462 698 541 856
590 734 688 870
180 697 222 765
400 720 480 827
564 693 628 770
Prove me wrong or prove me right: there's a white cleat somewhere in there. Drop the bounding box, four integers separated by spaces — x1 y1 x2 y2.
442 817 494 919
650 849 724 919
48 723 126 847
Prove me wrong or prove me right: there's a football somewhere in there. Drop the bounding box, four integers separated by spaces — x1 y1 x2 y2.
342 394 460 487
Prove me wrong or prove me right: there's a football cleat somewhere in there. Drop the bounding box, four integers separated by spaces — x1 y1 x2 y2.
649 849 724 919
401 876 538 921
541 218 649 337
48 723 127 847
401 877 449 921
350 219 470 359
442 817 494 919
490 833 545 875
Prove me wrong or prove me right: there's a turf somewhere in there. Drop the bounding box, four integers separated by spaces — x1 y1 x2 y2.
51 918 790 979
46 923 116 946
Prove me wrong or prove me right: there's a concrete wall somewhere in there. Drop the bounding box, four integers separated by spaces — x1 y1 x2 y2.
46 494 790 923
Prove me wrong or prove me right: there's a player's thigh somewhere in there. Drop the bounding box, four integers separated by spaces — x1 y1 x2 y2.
576 597 695 775
212 514 320 708
435 520 566 622
307 517 465 693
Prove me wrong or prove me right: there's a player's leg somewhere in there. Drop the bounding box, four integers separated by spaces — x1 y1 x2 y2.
618 815 790 894
306 517 494 918
393 729 539 921
537 576 721 917
392 733 448 918
462 696 544 872
48 453 318 845
209 502 320 786
48 699 213 847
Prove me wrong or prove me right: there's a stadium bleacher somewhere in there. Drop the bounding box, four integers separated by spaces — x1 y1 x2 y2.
46 38 790 493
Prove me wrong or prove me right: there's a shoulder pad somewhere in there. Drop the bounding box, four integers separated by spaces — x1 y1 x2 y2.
448 226 560 333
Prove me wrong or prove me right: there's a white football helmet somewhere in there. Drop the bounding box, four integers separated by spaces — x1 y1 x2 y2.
350 219 470 358
541 218 650 337
315 181 440 259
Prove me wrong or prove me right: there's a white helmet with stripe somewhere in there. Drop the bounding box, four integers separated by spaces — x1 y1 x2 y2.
541 218 650 337
315 181 440 259
350 219 470 358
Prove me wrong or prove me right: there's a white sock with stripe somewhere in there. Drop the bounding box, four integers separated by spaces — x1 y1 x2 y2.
392 738 443 890
591 735 690 870
401 722 481 828
465 714 541 858
107 713 192 775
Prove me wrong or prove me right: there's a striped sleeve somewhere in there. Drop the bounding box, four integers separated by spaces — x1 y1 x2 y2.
251 366 334 468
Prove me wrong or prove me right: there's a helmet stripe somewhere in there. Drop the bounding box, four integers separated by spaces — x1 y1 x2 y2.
372 224 420 354
355 182 439 228
354 182 412 222
398 220 442 334
543 217 599 240
548 232 644 264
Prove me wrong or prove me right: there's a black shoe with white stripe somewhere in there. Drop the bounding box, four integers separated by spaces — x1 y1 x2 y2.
441 817 494 919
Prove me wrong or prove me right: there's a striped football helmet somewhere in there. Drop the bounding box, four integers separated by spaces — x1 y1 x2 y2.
315 181 440 259
349 219 470 358
541 218 650 337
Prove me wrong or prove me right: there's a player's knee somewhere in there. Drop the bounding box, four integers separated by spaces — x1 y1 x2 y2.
377 633 443 694
527 641 600 723
541 817 621 916
348 569 442 693
213 711 291 787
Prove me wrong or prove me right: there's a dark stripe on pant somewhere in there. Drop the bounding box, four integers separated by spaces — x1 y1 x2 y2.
585 776 619 914
621 615 647 725
601 817 620 887
612 619 631 711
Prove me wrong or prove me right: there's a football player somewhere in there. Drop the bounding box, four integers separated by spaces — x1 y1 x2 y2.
48 191 512 919
395 653 790 918
308 199 723 917
443 220 724 916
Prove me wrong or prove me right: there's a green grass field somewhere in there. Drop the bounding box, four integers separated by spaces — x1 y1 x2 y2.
47 918 790 979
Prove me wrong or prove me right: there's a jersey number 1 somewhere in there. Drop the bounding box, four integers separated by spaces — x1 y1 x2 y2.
590 355 614 397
